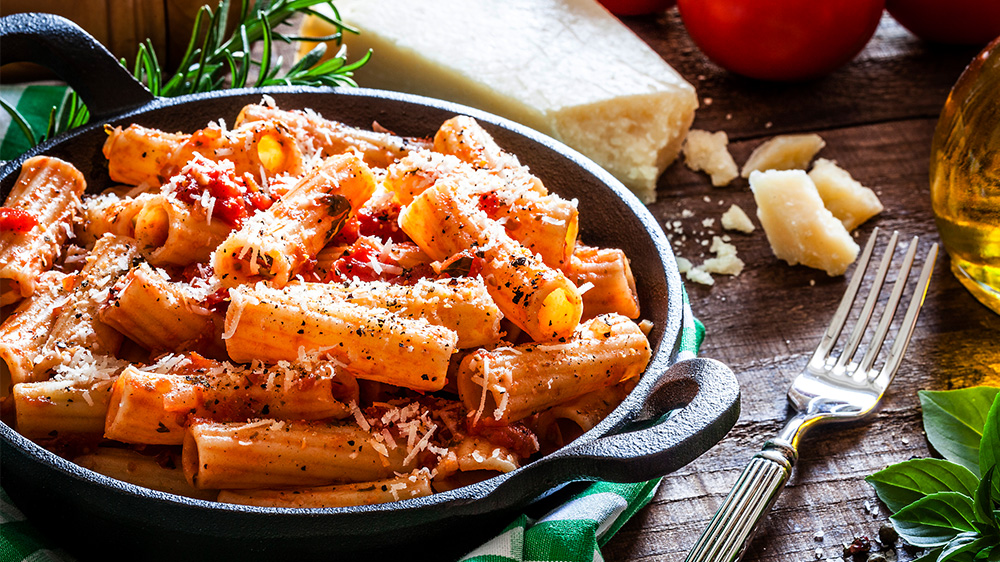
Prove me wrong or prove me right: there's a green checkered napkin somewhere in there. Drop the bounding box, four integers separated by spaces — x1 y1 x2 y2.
0 84 706 561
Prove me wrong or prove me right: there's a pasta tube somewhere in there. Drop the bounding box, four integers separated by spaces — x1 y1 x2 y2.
284 277 502 349
224 283 457 392
433 436 520 492
77 190 147 247
457 314 651 424
74 448 219 501
531 378 636 451
562 246 640 319
33 234 138 378
0 156 86 302
384 150 577 267
104 121 304 187
182 419 416 489
433 115 545 195
99 263 217 354
103 124 189 187
132 193 233 266
217 470 433 508
0 271 69 393
399 178 582 341
235 103 433 168
105 359 358 445
213 153 376 287
163 120 305 185
14 378 115 437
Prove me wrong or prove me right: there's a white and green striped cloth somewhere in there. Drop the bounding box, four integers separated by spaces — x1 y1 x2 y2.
0 83 706 561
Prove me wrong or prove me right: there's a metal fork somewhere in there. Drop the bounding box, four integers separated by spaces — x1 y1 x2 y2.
684 228 938 562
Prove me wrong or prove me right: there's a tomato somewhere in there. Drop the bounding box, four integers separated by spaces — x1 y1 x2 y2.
886 0 1000 45
676 0 885 81
599 0 675 16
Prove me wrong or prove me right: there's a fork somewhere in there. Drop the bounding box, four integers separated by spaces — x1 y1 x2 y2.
684 228 938 562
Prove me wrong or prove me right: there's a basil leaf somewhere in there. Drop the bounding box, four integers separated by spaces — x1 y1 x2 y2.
981 394 1000 499
939 532 991 562
976 467 999 529
867 458 979 513
920 388 1000 477
891 491 978 547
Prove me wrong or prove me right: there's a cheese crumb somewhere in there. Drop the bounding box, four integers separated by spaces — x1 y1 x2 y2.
682 129 739 187
741 133 826 178
700 236 744 276
721 204 755 233
807 158 883 232
685 267 714 286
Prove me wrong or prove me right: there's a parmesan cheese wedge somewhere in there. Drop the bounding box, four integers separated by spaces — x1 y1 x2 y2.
741 134 826 178
749 170 859 276
808 158 883 232
299 0 699 203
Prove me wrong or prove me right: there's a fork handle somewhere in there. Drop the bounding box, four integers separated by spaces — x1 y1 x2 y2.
684 441 798 562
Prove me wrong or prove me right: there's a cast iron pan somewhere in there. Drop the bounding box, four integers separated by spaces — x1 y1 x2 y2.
0 13 740 562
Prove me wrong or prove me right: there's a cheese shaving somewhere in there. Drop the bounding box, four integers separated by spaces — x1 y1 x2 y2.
403 423 436 466
350 401 371 432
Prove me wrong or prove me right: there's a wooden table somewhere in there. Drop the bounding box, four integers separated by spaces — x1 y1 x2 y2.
601 10 1000 562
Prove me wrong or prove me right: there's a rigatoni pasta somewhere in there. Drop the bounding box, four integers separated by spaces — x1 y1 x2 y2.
0 156 86 304
1 101 655 509
213 152 376 287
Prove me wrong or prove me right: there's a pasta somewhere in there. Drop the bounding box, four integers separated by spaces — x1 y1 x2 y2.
0 101 653 509
0 156 86 304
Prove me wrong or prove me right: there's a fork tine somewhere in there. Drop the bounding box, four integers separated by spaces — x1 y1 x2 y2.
858 236 919 377
809 226 881 365
833 230 900 371
873 242 938 388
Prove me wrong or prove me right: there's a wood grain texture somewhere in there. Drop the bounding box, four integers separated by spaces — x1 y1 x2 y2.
603 10 1000 562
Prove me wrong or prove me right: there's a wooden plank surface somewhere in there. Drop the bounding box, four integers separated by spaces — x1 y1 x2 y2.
603 11 1000 562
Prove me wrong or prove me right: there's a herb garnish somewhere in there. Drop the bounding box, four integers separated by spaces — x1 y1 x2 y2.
2 0 368 150
866 386 1000 561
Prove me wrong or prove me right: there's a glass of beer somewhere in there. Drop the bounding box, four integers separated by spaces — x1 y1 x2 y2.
931 36 1000 315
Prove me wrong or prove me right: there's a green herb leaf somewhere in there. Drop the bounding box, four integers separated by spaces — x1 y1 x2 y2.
982 394 1000 500
976 467 999 529
322 193 352 240
867 458 980 514
939 532 992 562
0 97 37 148
890 491 978 547
920 387 1000 477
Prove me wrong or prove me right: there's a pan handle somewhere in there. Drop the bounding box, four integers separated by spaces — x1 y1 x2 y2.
0 13 154 121
487 358 740 503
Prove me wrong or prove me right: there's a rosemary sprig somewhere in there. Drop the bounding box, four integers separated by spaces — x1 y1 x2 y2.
5 0 365 152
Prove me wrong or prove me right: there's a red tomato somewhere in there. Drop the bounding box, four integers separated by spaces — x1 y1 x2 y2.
599 0 675 16
677 0 885 81
886 0 1000 45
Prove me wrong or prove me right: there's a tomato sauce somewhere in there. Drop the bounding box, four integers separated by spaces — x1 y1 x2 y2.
171 161 274 227
0 207 39 232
